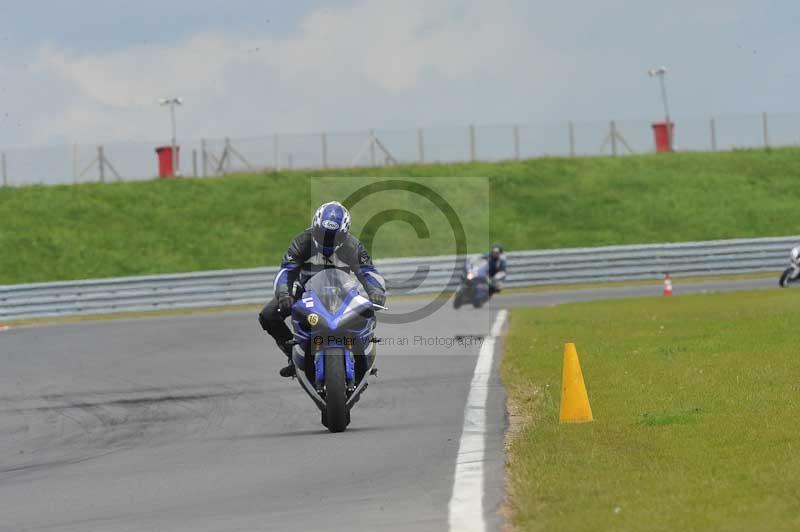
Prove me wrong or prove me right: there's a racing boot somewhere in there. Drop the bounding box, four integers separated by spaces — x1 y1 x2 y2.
278 341 296 378
279 359 296 378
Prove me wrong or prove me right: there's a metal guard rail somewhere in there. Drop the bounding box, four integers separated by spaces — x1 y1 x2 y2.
1 236 796 321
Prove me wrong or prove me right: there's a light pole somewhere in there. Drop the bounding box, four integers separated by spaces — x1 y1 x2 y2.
648 67 673 151
158 97 183 175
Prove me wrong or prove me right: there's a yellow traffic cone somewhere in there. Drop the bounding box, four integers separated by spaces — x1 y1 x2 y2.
560 343 593 423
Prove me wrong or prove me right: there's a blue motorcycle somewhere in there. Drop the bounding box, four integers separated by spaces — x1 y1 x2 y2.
290 269 383 433
453 257 491 309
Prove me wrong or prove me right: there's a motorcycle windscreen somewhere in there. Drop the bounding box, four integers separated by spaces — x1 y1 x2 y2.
469 257 490 278
305 268 362 313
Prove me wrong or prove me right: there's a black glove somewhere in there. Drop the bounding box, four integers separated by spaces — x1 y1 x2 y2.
368 290 386 307
278 294 294 315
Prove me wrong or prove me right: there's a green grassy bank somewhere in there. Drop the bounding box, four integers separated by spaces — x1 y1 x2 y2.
2 148 799 284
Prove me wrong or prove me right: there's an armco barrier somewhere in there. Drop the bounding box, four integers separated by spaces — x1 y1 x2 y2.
1 236 796 321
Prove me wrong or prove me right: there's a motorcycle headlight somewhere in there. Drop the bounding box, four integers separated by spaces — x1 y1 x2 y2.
466 272 475 280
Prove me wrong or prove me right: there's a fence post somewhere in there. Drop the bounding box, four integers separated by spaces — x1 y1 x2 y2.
224 138 232 174
72 143 78 184
469 124 476 162
98 146 105 182
569 121 576 157
321 132 328 169
369 130 376 166
192 149 198 177
710 117 717 151
513 125 520 160
1 152 6 187
417 128 425 163
274 134 281 171
201 139 208 177
610 121 618 157
762 112 770 148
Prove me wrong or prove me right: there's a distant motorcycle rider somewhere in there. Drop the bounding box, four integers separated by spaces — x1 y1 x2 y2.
259 201 386 377
779 245 800 287
483 244 507 295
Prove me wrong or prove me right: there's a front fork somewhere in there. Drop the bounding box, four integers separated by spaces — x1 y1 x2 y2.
314 349 356 394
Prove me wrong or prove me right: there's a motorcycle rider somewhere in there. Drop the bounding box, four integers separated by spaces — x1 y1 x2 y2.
483 243 507 295
780 245 800 287
259 201 387 377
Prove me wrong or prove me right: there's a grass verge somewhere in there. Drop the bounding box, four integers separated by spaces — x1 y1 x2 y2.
501 289 800 531
498 271 775 295
1 304 262 328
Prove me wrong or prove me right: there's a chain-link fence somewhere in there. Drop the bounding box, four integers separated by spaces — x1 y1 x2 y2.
2 112 799 187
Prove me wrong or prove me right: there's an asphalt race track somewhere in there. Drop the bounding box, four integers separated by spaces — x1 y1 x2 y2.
0 277 776 531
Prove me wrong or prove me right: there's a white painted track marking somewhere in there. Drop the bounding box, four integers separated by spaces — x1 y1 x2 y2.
448 309 508 532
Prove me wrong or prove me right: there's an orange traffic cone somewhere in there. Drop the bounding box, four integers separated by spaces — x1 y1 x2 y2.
663 273 673 297
560 343 593 423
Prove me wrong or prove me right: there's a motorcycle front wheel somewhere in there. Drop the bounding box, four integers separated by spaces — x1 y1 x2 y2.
453 286 465 309
779 268 794 287
324 348 348 433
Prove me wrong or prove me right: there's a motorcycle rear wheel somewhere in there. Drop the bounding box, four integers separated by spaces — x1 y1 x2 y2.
779 268 793 287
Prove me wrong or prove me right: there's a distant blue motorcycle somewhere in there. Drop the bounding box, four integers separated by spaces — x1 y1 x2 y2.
453 257 491 309
290 269 383 433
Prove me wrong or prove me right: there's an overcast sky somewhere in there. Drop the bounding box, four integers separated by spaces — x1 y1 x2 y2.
0 0 796 148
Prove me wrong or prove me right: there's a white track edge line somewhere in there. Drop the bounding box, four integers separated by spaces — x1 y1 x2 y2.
448 309 508 532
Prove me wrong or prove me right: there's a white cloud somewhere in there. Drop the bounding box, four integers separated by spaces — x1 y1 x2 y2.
0 0 794 153
35 36 241 109
13 0 534 145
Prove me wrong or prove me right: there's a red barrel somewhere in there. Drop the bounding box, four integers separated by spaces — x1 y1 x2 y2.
651 122 674 152
155 146 179 177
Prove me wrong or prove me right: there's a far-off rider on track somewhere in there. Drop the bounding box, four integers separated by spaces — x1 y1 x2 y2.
484 243 507 295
